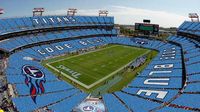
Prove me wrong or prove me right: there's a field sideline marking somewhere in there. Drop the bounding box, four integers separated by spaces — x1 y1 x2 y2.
46 63 90 89
62 60 100 80
45 45 150 89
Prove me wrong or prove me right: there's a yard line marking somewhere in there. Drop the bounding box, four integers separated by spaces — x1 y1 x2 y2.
47 45 118 65
87 51 149 88
45 45 150 89
57 61 100 80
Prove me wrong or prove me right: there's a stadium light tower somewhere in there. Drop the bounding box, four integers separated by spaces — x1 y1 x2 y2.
0 8 4 16
188 13 199 22
67 8 77 16
99 10 108 16
33 8 45 16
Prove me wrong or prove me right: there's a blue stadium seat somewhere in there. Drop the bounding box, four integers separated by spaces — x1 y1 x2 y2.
103 94 129 112
49 92 87 112
115 92 161 112
12 89 79 112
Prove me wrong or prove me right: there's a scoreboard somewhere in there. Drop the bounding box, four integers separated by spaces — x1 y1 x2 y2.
135 23 159 35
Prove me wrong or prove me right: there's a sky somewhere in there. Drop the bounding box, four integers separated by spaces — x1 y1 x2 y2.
0 0 199 27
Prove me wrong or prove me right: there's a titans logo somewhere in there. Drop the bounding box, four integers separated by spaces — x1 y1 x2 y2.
83 106 94 111
22 65 46 103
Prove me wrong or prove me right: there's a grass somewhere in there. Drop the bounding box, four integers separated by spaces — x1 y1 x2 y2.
107 50 158 93
42 44 150 92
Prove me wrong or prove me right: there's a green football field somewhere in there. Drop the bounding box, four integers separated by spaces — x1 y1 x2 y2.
45 45 149 89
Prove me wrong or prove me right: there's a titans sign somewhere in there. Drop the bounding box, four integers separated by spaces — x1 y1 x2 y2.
22 65 46 103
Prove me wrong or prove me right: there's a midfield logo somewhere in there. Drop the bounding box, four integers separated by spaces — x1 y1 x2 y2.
83 106 94 111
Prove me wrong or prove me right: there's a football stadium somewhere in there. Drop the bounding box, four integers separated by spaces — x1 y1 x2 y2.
0 0 200 112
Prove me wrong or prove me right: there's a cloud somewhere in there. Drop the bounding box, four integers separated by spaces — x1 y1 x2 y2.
109 6 188 27
46 8 101 16
45 6 189 27
45 9 66 15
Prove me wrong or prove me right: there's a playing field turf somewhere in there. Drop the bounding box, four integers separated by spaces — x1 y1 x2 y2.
45 45 149 89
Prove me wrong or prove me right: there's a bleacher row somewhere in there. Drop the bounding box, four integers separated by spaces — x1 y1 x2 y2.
178 21 200 36
0 28 117 52
0 16 114 35
103 35 200 111
5 37 111 111
0 15 115 112
5 35 185 112
167 35 200 110
1 15 199 112
103 37 188 112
